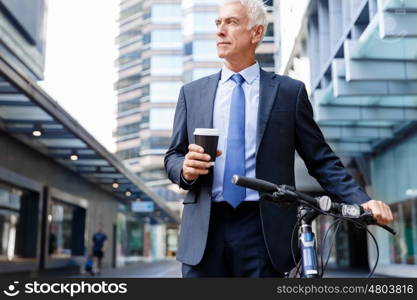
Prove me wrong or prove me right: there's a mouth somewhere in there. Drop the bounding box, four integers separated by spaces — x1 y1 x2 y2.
217 42 231 46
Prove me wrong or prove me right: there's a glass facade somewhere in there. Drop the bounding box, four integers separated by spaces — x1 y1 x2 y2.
116 0 184 192
371 133 417 266
192 40 220 61
150 30 182 49
49 201 74 256
0 0 47 79
149 108 175 130
151 4 182 24
0 181 39 261
150 81 182 103
184 12 217 35
48 199 86 257
275 0 417 276
150 55 182 76
0 183 22 260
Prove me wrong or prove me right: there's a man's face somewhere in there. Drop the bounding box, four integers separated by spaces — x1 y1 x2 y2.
215 2 256 60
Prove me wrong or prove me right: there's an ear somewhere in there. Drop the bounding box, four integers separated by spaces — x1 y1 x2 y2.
251 24 264 44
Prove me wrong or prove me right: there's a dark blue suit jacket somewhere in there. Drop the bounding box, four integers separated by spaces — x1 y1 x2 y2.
164 68 370 273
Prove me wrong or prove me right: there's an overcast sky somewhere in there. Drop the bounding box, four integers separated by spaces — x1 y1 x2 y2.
39 0 119 152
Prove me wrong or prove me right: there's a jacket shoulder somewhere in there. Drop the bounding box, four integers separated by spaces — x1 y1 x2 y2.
275 73 305 91
182 71 220 92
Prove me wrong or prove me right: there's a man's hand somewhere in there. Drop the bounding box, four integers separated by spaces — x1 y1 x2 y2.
361 200 393 225
182 144 222 181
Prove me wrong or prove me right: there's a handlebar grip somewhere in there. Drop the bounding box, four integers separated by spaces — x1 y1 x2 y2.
378 224 397 235
360 208 397 235
232 175 278 193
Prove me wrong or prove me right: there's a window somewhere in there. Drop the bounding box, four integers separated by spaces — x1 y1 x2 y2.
256 53 274 69
150 56 182 76
117 27 141 44
49 202 73 256
115 74 141 90
118 98 140 114
140 169 169 182
0 183 21 260
117 51 140 66
184 42 192 56
117 122 140 136
265 23 274 38
0 182 38 260
120 3 142 19
143 33 151 45
116 147 140 160
141 136 172 150
193 40 219 61
192 68 219 80
183 12 217 35
150 81 182 103
149 108 175 130
388 200 417 265
151 4 181 24
194 12 217 33
48 200 86 257
151 30 182 49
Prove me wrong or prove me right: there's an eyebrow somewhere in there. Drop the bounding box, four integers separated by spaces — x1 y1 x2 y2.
215 16 240 24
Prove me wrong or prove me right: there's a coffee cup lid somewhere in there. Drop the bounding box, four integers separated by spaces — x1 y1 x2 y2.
194 128 219 136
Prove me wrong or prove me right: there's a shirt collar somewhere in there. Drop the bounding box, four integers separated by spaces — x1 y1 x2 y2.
220 62 260 85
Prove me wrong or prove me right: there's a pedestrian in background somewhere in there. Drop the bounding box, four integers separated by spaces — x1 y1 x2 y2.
92 226 107 275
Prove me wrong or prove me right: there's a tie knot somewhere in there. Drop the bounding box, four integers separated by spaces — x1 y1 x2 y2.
231 73 245 85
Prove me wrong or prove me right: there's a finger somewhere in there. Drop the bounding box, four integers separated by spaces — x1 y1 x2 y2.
387 206 394 222
378 202 391 224
369 201 384 224
361 203 370 211
181 168 198 181
216 149 222 157
187 151 211 161
185 159 213 169
188 144 204 153
183 165 209 176
382 203 394 224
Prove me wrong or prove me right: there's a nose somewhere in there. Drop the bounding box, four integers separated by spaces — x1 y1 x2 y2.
216 22 226 37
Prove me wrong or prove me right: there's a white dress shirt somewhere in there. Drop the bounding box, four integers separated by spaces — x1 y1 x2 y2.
211 62 260 202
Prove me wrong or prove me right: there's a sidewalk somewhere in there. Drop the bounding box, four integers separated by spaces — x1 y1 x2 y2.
88 259 384 278
93 259 181 278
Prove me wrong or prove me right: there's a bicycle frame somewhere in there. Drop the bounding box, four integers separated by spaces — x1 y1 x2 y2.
298 206 320 278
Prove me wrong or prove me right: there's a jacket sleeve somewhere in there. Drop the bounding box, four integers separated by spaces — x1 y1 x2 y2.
294 82 370 205
164 86 197 190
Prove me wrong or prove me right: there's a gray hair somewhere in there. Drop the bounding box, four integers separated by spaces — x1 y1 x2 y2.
222 0 268 41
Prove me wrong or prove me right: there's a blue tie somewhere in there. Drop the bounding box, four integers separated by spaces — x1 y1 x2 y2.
223 74 246 208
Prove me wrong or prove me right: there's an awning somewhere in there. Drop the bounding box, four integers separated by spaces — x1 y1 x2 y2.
0 53 180 224
313 0 417 156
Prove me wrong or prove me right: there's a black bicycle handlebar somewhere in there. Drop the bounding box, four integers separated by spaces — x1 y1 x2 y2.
232 175 396 235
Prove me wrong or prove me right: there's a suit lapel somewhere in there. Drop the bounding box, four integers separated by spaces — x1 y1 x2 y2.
256 69 281 155
200 71 221 128
200 68 280 155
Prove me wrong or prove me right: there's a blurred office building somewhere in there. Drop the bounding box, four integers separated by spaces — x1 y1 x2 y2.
275 0 417 277
114 0 276 207
0 0 179 275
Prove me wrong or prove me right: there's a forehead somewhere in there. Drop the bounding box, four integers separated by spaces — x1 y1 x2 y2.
217 2 248 20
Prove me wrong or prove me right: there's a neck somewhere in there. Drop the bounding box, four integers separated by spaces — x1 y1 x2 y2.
224 55 256 73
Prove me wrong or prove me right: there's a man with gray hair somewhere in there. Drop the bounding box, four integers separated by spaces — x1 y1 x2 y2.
165 0 393 277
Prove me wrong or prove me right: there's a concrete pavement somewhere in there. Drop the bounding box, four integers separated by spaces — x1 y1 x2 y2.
90 259 382 278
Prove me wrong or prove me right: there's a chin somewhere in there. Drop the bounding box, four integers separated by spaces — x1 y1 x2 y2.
217 50 226 59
